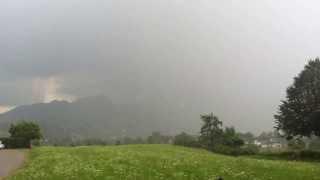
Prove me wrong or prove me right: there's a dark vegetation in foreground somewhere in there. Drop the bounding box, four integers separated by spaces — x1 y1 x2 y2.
252 150 320 162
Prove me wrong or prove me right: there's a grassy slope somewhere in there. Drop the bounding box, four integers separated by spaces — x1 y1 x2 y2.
9 145 320 180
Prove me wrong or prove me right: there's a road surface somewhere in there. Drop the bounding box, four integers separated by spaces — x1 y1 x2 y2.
0 150 26 179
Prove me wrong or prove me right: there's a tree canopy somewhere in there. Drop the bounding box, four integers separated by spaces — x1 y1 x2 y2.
275 58 320 139
9 121 42 142
199 113 223 150
199 113 244 150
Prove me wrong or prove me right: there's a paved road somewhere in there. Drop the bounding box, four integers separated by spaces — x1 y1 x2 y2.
0 150 26 179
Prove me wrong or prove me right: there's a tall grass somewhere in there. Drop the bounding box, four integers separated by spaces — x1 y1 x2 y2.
9 145 320 180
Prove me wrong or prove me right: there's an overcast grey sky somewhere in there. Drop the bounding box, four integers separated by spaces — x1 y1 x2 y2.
0 0 319 133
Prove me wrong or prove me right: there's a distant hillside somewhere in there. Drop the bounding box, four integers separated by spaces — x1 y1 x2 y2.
0 96 192 142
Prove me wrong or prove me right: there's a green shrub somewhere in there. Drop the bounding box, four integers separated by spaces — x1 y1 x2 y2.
0 137 30 149
259 150 320 161
213 145 240 156
212 144 237 155
240 144 259 155
212 144 258 156
9 121 42 142
299 150 320 159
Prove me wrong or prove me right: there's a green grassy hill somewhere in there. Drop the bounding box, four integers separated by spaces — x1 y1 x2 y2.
9 145 320 180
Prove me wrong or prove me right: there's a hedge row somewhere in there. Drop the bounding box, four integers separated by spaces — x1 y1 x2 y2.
259 150 320 161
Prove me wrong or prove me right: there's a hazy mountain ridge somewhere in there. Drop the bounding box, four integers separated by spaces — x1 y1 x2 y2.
0 96 192 142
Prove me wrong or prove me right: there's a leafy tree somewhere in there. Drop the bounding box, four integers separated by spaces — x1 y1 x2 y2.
275 58 320 139
199 113 223 150
9 121 42 142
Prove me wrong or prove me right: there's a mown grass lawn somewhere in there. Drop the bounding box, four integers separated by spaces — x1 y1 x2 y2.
9 144 320 180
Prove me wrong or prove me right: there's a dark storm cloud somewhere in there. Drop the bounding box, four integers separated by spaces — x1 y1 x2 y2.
1 0 319 132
